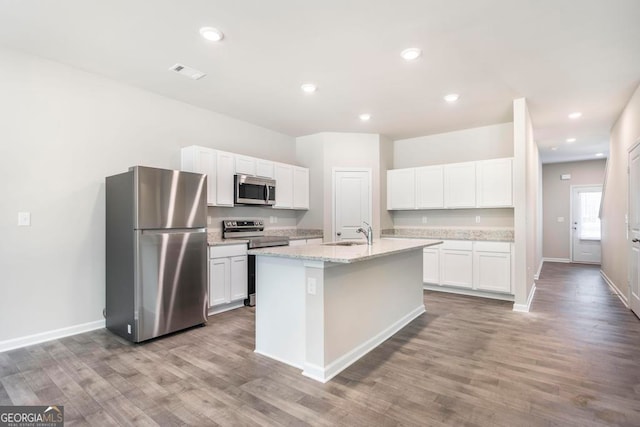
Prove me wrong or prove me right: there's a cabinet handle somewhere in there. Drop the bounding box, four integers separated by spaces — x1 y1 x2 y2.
633 238 640 243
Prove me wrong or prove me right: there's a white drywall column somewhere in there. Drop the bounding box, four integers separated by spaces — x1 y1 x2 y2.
513 98 530 310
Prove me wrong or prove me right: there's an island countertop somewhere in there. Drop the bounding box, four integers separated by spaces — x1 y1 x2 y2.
248 238 442 264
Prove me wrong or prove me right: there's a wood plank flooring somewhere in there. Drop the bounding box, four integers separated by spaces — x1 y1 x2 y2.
2 262 640 426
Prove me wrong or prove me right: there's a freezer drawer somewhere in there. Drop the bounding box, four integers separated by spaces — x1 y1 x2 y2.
135 229 208 341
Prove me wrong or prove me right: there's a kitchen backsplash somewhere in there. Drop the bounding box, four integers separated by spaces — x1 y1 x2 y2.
391 208 514 228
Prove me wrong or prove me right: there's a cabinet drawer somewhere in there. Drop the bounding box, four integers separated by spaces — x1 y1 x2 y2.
439 240 473 251
474 241 511 253
210 244 247 259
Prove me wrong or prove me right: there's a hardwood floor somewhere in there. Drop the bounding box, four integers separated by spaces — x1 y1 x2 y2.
2 262 640 426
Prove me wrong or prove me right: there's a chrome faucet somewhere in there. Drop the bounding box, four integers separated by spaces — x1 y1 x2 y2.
357 221 373 245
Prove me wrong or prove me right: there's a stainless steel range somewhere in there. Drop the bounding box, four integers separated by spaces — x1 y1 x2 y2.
223 219 289 306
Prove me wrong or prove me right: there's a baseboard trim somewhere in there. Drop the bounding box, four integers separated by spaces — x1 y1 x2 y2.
0 319 105 353
513 283 537 312
600 270 629 308
302 305 426 383
254 349 304 370
542 257 571 264
209 300 245 315
534 259 544 280
423 285 514 302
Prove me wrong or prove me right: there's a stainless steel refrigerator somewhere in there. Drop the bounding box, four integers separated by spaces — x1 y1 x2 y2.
106 166 208 342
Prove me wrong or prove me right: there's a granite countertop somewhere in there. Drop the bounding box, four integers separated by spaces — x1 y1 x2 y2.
248 238 442 264
381 227 514 242
208 228 323 246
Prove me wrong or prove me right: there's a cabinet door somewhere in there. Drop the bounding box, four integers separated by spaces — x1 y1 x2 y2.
209 258 230 306
293 167 309 210
444 162 476 208
181 146 216 205
423 248 440 284
274 163 293 209
477 158 513 207
416 165 444 209
235 155 256 176
473 251 511 293
440 249 473 288
216 151 235 206
230 256 248 301
256 159 275 179
387 168 416 210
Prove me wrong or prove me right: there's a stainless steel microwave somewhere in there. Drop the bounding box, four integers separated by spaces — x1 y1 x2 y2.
234 175 276 206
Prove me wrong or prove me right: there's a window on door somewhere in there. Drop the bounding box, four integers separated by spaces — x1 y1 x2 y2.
579 191 602 240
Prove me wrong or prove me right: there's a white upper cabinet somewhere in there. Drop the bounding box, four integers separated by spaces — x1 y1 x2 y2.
215 151 235 207
181 146 216 205
256 159 275 179
182 145 307 210
476 158 513 207
444 162 476 208
293 166 309 210
387 157 513 210
415 165 444 209
387 168 416 210
274 163 294 209
235 155 256 176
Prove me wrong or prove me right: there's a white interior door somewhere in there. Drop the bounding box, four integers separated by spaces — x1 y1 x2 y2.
571 185 602 263
334 169 371 241
628 144 640 317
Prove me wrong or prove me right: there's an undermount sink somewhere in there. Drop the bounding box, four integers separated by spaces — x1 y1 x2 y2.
324 241 368 246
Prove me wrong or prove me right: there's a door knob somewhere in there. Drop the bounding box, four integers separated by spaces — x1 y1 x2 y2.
337 232 342 236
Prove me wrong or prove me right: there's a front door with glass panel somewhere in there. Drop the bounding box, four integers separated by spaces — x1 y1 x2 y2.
571 185 602 264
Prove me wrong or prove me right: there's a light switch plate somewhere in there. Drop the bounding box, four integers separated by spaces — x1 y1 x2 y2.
475 216 481 224
557 217 565 222
18 212 31 226
422 216 428 224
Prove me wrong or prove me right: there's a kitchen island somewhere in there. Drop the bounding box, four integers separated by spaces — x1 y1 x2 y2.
248 238 442 382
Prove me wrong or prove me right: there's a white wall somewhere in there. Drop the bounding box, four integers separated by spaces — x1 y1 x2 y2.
394 122 514 168
542 160 606 260
0 47 296 344
296 132 389 240
513 98 540 309
601 83 640 299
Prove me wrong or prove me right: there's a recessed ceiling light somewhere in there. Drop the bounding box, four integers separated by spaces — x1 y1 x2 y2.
199 27 224 42
568 112 582 119
444 94 459 103
551 147 558 151
359 114 371 121
400 48 422 61
300 83 317 94
595 152 604 157
566 138 576 143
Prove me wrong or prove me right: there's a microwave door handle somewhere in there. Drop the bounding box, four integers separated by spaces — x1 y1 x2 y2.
264 184 269 204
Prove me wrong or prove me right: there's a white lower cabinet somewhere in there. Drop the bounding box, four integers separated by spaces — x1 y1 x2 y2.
473 242 512 293
439 241 473 288
423 240 513 296
422 248 440 284
209 244 248 310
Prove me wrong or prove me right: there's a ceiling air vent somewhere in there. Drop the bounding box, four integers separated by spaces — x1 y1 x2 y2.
169 63 206 80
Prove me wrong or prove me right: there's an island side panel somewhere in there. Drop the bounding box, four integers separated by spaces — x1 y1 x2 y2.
254 256 306 369
305 249 426 382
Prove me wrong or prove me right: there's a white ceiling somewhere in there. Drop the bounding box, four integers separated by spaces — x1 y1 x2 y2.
1 0 638 163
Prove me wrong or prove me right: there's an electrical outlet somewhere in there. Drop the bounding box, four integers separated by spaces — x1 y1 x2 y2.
422 216 428 224
18 212 31 226
274 216 278 224
307 278 317 295
475 215 481 224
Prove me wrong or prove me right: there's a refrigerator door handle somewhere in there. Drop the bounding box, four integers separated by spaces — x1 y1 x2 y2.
140 228 206 235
